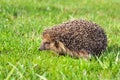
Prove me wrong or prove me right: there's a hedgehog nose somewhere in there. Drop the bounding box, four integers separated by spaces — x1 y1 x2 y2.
38 48 42 51
38 47 44 51
39 45 45 51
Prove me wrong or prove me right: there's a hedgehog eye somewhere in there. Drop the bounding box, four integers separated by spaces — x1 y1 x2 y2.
44 42 50 49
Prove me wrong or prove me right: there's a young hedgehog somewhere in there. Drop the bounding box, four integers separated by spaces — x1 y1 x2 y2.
39 19 107 59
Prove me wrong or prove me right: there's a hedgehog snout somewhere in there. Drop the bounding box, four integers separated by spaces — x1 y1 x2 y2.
39 44 45 51
39 42 51 51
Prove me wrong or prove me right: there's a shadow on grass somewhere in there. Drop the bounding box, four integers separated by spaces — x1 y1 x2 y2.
97 44 120 61
106 44 120 53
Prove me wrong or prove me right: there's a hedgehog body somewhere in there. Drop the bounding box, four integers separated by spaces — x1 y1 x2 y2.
39 19 107 58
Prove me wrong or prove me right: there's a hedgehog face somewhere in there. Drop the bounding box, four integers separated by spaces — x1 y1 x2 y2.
39 33 67 55
39 34 59 51
39 39 58 51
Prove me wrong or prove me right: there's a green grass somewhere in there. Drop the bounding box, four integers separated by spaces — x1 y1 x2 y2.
0 0 120 80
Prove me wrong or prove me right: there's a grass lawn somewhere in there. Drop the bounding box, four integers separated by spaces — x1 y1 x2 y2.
0 0 120 80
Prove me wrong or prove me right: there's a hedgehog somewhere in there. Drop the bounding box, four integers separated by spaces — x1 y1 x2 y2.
39 19 107 59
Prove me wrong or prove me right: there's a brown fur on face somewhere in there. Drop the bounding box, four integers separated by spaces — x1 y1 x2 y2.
39 33 66 54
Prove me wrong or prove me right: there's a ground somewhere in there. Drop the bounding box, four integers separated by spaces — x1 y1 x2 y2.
0 0 120 80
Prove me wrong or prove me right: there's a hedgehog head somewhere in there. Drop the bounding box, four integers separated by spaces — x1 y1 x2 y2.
39 30 66 54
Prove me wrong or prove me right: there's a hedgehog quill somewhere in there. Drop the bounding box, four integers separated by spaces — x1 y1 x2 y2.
39 19 107 59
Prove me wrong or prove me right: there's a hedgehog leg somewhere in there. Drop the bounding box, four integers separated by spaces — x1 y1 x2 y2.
78 49 91 59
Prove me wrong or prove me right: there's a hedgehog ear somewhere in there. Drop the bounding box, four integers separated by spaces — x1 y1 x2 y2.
43 33 52 41
43 33 55 41
44 34 50 38
54 40 59 48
